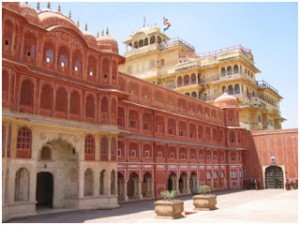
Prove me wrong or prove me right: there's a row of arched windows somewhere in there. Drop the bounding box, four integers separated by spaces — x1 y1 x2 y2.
177 73 199 87
84 135 117 161
3 19 118 85
118 107 225 142
16 77 116 124
119 76 223 124
129 35 165 49
222 84 241 95
220 64 254 78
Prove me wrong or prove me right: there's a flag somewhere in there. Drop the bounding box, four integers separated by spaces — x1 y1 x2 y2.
163 17 171 32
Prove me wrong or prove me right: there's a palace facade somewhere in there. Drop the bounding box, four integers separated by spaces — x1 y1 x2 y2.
119 26 284 131
2 2 297 222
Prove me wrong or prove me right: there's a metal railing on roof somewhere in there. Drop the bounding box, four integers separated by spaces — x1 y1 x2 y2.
160 37 195 52
256 80 278 94
198 45 252 59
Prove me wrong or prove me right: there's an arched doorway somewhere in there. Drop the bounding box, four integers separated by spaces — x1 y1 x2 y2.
167 172 177 191
265 166 284 189
36 172 53 208
142 172 153 198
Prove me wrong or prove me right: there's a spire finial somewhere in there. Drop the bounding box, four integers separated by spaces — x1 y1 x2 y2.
76 19 80 28
68 10 72 19
106 27 109 35
85 23 88 31
47 2 50 9
58 4 61 12
37 2 40 10
101 29 104 36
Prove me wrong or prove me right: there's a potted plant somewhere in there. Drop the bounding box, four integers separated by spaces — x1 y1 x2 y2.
192 185 217 210
154 190 184 219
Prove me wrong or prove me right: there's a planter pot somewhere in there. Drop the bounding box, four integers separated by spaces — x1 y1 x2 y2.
154 200 184 219
193 194 217 210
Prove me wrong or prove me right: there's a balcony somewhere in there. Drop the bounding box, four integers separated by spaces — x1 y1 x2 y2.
159 37 195 52
125 44 160 57
174 59 201 72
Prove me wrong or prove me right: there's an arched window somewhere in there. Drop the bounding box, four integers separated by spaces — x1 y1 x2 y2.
16 127 32 158
183 75 190 86
111 98 117 124
70 90 80 117
15 168 30 201
84 169 93 196
150 36 155 44
229 131 235 143
102 58 110 82
100 136 109 161
129 110 139 129
72 50 82 75
185 92 190 96
85 134 95 160
234 84 240 94
85 94 95 119
23 31 37 59
233 65 239 74
143 112 152 131
3 19 14 52
100 97 109 123
198 125 203 139
87 55 97 79
191 91 197 98
2 70 9 106
155 116 165 134
177 76 182 87
134 41 138 48
117 107 125 128
40 83 53 111
144 38 148 46
111 137 116 161
168 118 176 135
206 127 211 140
55 87 68 113
111 60 118 84
20 79 34 113
221 67 226 76
138 39 144 47
58 46 69 72
191 73 196 84
227 66 232 75
43 41 55 64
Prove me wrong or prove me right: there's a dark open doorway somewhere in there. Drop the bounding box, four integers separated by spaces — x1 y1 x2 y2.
36 172 54 208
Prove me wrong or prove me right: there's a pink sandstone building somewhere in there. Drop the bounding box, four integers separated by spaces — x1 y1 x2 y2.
2 2 298 221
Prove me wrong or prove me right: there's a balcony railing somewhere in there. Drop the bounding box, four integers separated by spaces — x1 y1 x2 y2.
256 80 278 94
159 37 195 52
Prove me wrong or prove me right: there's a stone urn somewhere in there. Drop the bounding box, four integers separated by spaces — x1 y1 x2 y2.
193 194 217 210
193 185 217 210
154 199 184 219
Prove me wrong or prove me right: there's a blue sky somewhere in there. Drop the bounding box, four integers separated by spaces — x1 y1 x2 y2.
31 2 298 129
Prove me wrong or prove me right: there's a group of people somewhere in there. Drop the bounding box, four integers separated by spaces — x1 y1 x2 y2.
285 179 298 190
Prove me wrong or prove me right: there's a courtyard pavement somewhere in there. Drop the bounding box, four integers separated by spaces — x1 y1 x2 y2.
7 189 298 223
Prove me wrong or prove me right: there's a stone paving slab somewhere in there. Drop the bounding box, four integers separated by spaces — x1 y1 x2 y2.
7 189 298 223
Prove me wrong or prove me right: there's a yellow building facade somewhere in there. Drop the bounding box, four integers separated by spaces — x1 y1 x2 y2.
119 26 284 130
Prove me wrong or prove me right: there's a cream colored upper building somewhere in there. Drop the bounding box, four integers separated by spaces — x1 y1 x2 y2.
119 26 284 130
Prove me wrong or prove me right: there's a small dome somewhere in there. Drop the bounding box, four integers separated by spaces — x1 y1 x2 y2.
20 3 39 23
213 93 238 108
97 35 119 53
83 31 97 44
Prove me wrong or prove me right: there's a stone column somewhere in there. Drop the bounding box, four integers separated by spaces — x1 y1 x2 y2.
186 178 191 194
145 178 153 197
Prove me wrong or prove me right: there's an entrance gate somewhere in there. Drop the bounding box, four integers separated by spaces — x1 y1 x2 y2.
265 166 283 189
